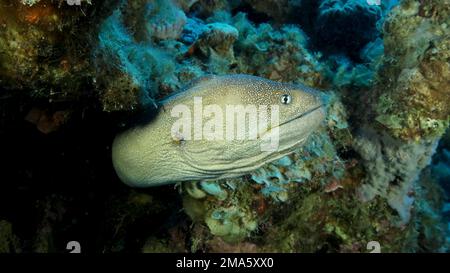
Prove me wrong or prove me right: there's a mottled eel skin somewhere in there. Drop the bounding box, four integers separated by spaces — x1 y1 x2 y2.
112 74 325 187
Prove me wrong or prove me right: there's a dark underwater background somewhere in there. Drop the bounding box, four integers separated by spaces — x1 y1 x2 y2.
0 0 449 253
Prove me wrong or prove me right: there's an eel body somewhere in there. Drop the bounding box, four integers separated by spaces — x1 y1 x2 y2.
112 74 325 187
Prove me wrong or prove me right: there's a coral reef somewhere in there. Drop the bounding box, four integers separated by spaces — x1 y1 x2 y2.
314 0 382 59
144 0 188 40
251 130 346 202
432 132 450 189
0 0 101 96
120 0 198 42
413 168 447 252
0 0 449 253
190 0 230 19
191 22 239 74
237 0 394 87
373 0 450 141
196 22 238 57
183 178 259 243
353 127 438 224
232 13 324 86
351 0 449 228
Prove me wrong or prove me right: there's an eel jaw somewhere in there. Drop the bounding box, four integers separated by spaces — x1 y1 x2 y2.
278 104 325 128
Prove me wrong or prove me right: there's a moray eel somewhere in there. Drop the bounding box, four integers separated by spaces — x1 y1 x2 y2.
112 74 325 187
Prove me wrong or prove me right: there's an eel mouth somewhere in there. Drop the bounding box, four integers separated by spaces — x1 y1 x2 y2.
278 104 325 128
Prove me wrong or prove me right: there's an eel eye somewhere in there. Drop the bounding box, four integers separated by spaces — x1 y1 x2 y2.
281 94 292 105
